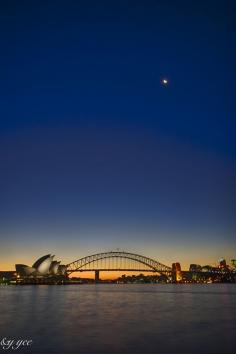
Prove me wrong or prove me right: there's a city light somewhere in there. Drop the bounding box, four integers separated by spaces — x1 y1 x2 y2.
1 252 235 285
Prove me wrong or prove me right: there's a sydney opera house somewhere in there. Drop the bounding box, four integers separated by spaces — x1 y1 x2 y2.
15 254 67 278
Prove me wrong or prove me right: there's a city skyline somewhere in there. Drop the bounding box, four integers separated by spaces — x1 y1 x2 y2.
1 1 235 272
2 250 235 282
1 245 234 274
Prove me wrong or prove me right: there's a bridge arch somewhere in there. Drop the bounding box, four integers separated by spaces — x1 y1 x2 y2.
66 251 171 274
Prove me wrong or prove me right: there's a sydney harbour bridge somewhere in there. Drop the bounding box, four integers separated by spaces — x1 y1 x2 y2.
66 251 172 280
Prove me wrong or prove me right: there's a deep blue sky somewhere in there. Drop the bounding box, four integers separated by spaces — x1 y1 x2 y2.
0 0 235 269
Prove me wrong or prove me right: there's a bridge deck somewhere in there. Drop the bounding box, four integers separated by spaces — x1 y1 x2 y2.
72 269 170 272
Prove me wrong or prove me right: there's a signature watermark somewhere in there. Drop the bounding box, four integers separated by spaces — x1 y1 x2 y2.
0 338 33 350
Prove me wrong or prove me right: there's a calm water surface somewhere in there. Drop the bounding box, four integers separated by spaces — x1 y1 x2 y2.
0 284 236 354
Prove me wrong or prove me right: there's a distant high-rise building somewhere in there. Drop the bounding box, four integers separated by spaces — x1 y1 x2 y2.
189 264 202 272
219 258 227 269
231 260 236 268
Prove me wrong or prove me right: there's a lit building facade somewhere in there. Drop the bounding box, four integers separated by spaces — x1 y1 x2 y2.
15 254 67 278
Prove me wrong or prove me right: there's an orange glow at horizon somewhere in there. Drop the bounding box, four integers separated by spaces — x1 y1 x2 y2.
68 271 157 280
1 246 234 274
0 256 231 274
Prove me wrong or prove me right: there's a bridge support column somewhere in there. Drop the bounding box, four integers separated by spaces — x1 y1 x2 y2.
95 270 100 283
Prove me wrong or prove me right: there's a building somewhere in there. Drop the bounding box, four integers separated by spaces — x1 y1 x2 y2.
219 258 227 269
172 262 182 282
15 254 67 278
0 271 17 283
189 264 202 272
231 260 236 269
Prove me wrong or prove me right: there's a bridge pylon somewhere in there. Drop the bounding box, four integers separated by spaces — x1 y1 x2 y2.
95 270 100 283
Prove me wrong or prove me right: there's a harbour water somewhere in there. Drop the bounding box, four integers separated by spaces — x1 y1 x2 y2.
0 284 236 354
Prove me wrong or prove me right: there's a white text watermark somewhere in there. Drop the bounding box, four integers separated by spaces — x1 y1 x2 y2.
0 338 33 350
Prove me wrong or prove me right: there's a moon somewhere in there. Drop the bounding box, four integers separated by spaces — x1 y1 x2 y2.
162 78 168 85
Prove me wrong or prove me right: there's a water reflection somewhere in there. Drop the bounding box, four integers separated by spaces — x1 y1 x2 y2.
0 284 235 354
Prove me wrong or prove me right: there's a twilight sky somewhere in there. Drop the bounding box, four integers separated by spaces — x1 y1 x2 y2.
0 0 236 272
